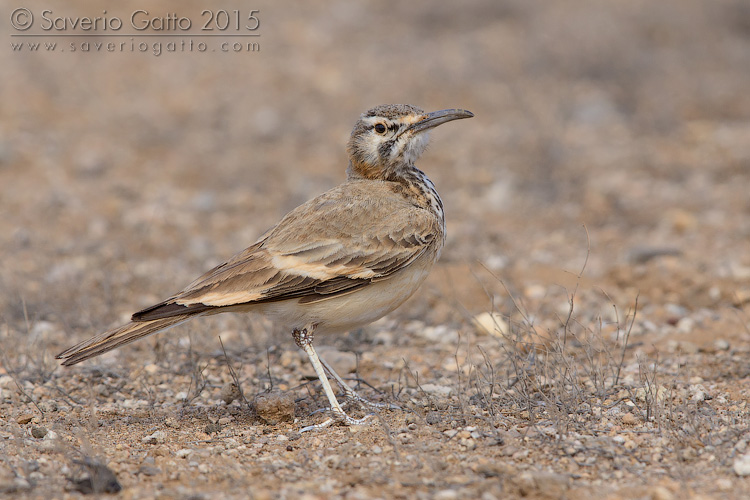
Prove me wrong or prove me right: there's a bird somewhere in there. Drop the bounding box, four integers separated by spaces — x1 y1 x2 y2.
57 104 474 430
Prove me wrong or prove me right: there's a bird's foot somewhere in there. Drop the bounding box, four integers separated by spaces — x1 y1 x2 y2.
340 390 401 411
300 408 375 432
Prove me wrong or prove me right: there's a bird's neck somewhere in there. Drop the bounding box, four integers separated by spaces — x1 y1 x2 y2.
346 161 444 225
384 166 445 231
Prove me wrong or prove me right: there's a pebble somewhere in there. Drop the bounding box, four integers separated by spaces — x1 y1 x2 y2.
254 391 295 424
0 376 14 389
426 411 442 425
621 413 638 425
649 485 674 500
434 490 459 500
515 471 569 497
220 382 241 405
204 423 222 435
472 312 509 337
39 430 59 451
31 426 48 439
16 414 33 425
138 465 161 476
141 431 166 445
735 440 747 452
416 324 459 344
666 340 698 354
12 477 31 491
459 438 477 450
164 417 180 429
716 478 733 491
372 330 394 346
734 453 750 476
524 284 547 300
690 384 710 402
420 384 453 397
675 317 694 334
714 339 730 351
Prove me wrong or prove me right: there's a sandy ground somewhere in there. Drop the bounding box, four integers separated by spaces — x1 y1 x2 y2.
2 0 750 498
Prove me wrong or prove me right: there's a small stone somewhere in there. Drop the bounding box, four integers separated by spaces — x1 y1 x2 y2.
218 417 233 426
138 465 161 476
38 400 58 413
649 485 674 500
472 312 508 337
220 382 241 405
434 490 459 500
690 384 709 402
254 391 295 425
524 284 547 300
667 340 698 354
621 413 638 425
426 411 442 425
16 414 33 425
420 384 453 397
68 459 121 494
675 317 695 334
204 423 222 435
716 478 733 491
347 424 368 435
31 426 48 439
714 339 730 351
372 331 394 346
515 471 569 497
734 453 750 476
415 324 459 344
164 417 180 429
141 431 166 445
12 477 31 491
459 438 477 450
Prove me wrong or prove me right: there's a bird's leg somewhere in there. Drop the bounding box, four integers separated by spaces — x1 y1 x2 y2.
292 327 373 431
318 356 401 411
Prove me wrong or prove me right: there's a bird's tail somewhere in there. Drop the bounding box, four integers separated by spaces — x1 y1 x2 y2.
56 315 194 366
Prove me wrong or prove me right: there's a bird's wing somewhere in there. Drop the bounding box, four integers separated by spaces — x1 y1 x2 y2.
132 182 440 321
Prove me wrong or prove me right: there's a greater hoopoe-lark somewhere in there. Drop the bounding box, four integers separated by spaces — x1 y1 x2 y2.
57 104 474 430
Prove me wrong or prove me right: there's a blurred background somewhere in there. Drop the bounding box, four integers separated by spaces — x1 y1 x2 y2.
2 0 750 356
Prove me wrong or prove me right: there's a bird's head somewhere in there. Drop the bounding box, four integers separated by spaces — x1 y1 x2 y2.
346 104 473 181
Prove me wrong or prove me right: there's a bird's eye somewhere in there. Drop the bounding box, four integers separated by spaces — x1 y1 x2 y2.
374 123 387 134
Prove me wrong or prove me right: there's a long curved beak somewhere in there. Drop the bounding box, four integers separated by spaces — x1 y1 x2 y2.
405 108 474 135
